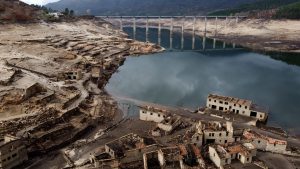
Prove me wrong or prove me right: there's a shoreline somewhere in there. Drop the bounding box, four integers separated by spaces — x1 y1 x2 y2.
104 26 300 137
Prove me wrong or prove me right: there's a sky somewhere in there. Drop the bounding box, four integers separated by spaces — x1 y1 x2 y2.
20 0 60 5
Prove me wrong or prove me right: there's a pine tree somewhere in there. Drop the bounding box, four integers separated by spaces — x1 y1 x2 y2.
64 8 69 15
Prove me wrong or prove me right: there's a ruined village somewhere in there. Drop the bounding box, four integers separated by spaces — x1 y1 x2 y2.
1 1 300 169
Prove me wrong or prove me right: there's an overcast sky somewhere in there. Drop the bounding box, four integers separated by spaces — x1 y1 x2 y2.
20 0 60 5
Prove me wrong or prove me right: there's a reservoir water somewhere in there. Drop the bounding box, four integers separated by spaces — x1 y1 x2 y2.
106 27 300 134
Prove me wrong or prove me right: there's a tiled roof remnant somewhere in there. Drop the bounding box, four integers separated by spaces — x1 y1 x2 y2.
208 94 252 107
243 130 287 145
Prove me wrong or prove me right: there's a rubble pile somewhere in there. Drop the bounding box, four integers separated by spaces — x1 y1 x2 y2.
0 108 59 137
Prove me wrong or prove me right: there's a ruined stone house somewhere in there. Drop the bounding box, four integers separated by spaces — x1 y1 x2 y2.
22 82 45 101
144 144 204 169
0 135 28 169
187 121 243 149
91 65 103 79
139 106 183 135
185 123 203 147
206 94 268 122
178 144 206 168
226 143 256 164
151 127 162 137
143 151 160 169
63 69 83 80
157 115 182 135
209 142 256 169
158 147 184 169
196 121 235 145
139 106 170 123
104 133 155 159
243 130 287 153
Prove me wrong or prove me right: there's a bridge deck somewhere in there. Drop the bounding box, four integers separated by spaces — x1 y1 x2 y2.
96 16 247 19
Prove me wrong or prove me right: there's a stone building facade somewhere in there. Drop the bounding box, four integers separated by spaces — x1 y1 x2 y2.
0 135 28 169
209 143 257 168
206 94 268 122
243 130 287 153
201 121 235 145
139 106 170 123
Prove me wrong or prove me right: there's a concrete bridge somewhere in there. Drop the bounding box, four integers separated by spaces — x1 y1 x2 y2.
96 16 247 50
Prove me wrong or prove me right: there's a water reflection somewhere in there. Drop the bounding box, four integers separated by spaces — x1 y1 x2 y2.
106 27 300 134
268 52 300 67
124 27 239 51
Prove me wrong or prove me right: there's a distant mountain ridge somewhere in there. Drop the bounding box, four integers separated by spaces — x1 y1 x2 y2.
45 0 260 16
208 0 300 19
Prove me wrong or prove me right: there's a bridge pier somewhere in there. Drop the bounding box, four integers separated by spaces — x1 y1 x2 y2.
146 17 149 42
120 17 123 30
99 16 245 51
181 16 185 50
202 37 206 50
170 17 173 49
215 17 218 37
213 38 216 49
192 16 196 50
225 16 228 30
133 17 136 40
203 17 207 50
158 16 161 45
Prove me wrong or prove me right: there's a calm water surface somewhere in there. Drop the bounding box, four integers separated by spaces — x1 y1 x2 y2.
106 27 300 134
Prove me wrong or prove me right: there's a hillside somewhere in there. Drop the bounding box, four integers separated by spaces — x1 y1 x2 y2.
0 0 40 22
208 0 300 19
45 0 259 16
275 1 300 19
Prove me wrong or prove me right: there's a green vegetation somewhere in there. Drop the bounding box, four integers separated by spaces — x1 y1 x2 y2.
44 0 299 18
208 0 299 16
30 4 56 13
45 0 259 16
275 1 300 19
62 8 74 16
208 8 243 16
38 6 75 22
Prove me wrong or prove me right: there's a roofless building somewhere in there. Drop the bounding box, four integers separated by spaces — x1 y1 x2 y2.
206 94 268 122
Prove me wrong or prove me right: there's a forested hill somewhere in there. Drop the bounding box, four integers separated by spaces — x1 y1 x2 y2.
275 1 300 19
45 0 259 16
209 0 300 19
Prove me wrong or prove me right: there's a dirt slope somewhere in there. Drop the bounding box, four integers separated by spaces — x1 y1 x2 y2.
0 0 39 22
